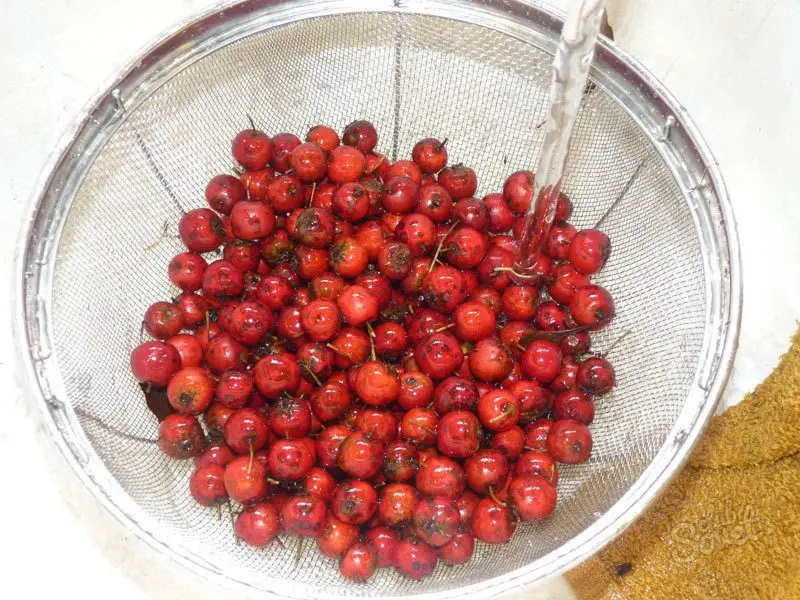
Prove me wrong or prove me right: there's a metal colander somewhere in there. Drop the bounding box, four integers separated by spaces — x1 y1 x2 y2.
16 0 741 598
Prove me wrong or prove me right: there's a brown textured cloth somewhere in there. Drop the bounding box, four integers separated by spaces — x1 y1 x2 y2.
567 330 800 599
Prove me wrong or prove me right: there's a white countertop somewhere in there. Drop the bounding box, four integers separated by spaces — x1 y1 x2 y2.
1 0 797 598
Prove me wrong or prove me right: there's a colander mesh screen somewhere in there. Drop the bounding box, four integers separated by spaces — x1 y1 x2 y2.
50 11 705 596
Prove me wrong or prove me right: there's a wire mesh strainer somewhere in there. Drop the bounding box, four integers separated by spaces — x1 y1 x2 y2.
15 0 740 597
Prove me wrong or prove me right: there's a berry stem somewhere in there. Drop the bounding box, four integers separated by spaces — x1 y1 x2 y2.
518 322 601 347
415 423 437 436
246 114 256 132
428 220 460 274
365 322 377 361
308 182 316 208
493 266 533 280
601 330 631 359
247 440 254 475
144 221 170 251
437 138 449 152
487 486 506 506
365 154 386 176
488 404 516 424
326 343 351 359
434 324 455 333
301 363 322 386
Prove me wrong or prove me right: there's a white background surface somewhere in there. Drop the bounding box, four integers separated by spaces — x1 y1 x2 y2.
1 1 797 598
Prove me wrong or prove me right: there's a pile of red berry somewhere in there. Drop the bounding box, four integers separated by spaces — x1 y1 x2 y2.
129 119 616 583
